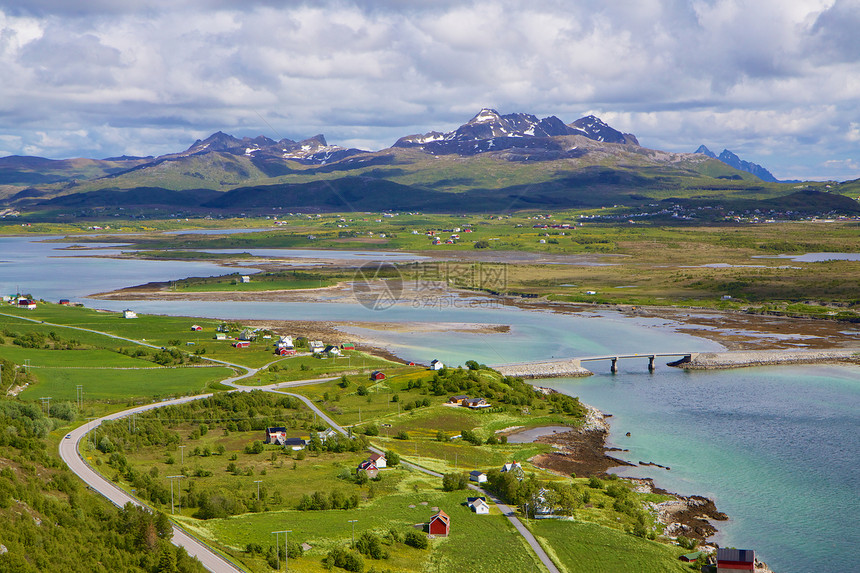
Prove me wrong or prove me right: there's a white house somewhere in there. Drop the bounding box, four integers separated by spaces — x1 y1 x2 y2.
368 452 386 468
467 497 490 514
500 462 523 475
469 470 487 483
309 340 325 353
430 359 444 371
122 309 137 319
240 275 251 283
278 335 294 349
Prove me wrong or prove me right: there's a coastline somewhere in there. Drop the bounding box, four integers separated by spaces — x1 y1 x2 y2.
519 402 729 543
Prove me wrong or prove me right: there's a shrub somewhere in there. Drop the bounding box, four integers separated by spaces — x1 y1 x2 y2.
441 472 468 491
588 476 603 489
357 385 369 396
385 450 400 466
394 431 409 440
404 530 428 549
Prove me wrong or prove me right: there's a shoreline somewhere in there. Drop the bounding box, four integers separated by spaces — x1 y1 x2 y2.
517 404 730 542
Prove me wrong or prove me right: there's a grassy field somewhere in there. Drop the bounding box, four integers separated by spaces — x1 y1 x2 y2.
528 520 690 573
19 364 232 401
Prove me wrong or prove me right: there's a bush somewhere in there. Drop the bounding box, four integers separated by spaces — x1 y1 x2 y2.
325 547 365 572
588 476 603 489
404 530 428 549
385 450 400 466
363 425 379 436
357 385 369 396
394 431 409 440
355 532 388 560
441 472 468 491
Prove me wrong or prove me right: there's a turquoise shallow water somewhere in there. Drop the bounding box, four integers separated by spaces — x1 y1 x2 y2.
546 365 859 573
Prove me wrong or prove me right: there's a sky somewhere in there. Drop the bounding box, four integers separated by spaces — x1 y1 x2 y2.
0 0 858 181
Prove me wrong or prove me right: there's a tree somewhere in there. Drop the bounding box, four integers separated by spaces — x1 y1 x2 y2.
441 472 468 491
404 530 428 549
157 543 178 573
385 450 400 466
474 240 490 249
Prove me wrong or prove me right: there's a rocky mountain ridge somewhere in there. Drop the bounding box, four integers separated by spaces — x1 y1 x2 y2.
695 145 779 182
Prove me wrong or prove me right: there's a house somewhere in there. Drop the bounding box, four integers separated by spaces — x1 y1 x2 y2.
368 452 386 468
679 552 703 563
370 371 386 381
717 548 755 572
324 345 342 356
449 395 469 405
122 309 137 319
240 275 251 283
309 340 325 353
215 333 227 340
58 299 70 305
318 428 338 443
500 462 523 475
430 359 444 371
239 329 256 341
465 398 490 409
277 347 296 356
277 335 294 349
283 437 306 451
190 325 202 331
469 470 487 483
17 299 37 310
265 426 287 444
233 341 250 348
466 497 489 514
428 510 450 537
341 342 356 350
357 459 379 479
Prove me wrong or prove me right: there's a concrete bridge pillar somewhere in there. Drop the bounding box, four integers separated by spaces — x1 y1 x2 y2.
648 355 656 372
610 357 618 373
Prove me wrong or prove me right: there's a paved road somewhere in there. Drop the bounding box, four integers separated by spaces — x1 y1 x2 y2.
15 311 560 573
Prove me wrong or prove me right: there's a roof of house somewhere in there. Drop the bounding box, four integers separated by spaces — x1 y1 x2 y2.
466 497 486 504
430 510 450 525
358 460 378 470
266 426 287 433
450 395 469 400
717 548 755 563
369 452 385 461
469 470 486 476
283 437 306 445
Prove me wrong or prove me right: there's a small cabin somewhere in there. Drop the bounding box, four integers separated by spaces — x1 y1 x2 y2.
122 309 137 319
370 371 386 381
469 470 487 483
717 548 755 572
428 510 450 537
233 341 250 348
190 325 202 331
467 497 489 514
58 299 70 305
341 342 356 350
430 359 444 371
240 275 251 283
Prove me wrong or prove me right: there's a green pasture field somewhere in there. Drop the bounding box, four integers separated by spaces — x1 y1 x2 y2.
528 520 690 573
0 345 154 368
19 364 233 401
190 477 547 573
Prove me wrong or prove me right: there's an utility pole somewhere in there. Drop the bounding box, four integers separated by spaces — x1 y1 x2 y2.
40 397 51 416
76 384 83 412
271 531 280 571
167 475 184 514
254 480 263 502
272 529 291 571
179 445 186 465
348 519 358 547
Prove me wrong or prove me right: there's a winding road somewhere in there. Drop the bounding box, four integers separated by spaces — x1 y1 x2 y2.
26 312 561 573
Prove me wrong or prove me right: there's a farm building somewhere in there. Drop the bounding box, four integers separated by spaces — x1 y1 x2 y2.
190 325 202 331
469 470 487 483
17 299 36 310
430 359 444 371
122 309 137 319
370 371 385 381
58 299 70 305
215 333 227 340
233 341 250 348
465 398 490 409
240 275 251 283
276 347 296 356
341 342 356 350
449 395 469 405
717 548 755 572
264 427 287 444
357 460 379 479
428 510 450 537
283 437 306 450
467 497 489 514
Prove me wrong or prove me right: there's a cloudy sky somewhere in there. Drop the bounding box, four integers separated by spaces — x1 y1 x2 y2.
0 0 858 181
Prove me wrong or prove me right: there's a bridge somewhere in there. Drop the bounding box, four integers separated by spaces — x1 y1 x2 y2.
493 352 699 378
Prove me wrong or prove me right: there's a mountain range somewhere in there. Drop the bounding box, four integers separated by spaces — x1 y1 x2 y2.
0 109 855 215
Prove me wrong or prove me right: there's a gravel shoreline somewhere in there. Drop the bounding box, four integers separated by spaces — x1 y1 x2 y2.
670 348 860 370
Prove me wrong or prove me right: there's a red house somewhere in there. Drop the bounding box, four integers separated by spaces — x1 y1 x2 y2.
717 548 755 572
370 371 386 381
190 325 203 331
233 341 250 348
277 347 296 356
428 510 450 537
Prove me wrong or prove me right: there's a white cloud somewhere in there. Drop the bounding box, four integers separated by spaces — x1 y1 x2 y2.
0 0 856 179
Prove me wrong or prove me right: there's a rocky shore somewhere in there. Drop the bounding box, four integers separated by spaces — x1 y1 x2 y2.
670 347 860 370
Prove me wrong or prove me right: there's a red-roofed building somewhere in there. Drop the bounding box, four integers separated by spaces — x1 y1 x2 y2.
428 510 450 537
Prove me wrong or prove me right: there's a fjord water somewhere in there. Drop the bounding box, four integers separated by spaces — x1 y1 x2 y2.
547 365 859 573
2 235 858 572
